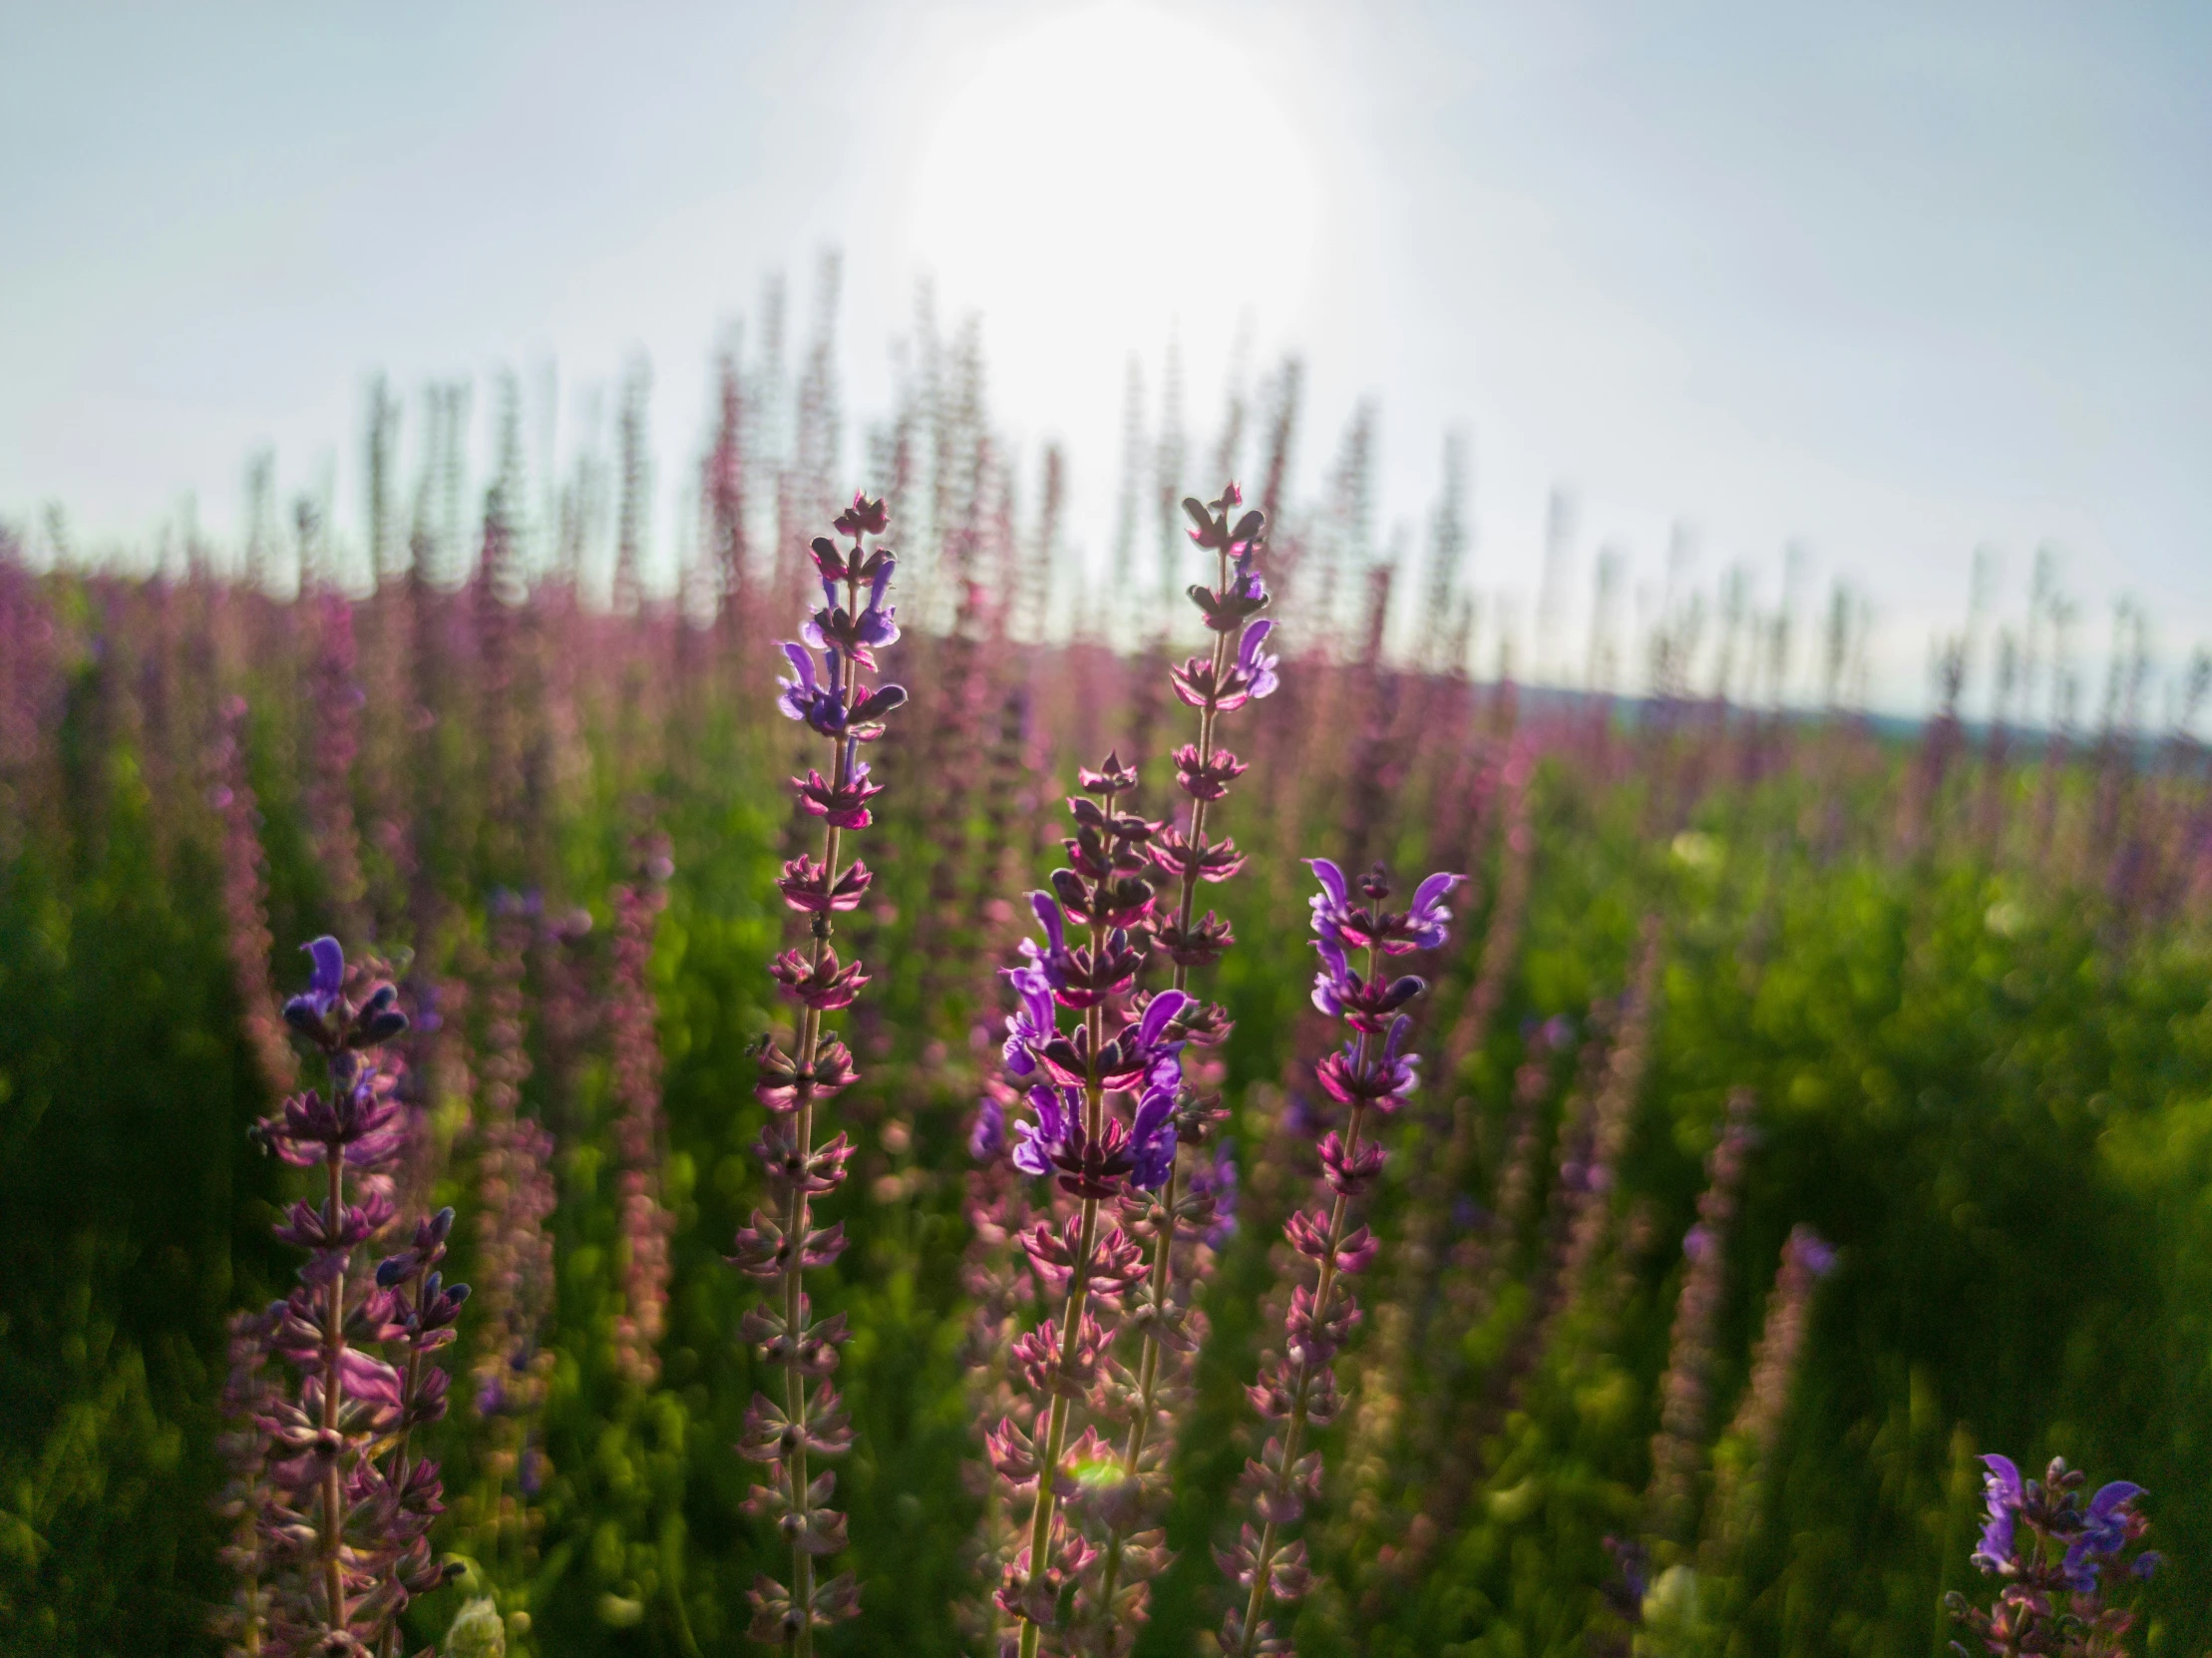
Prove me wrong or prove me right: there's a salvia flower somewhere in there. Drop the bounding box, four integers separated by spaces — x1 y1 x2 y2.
1220 861 1458 1658
1057 483 1274 1653
1946 1454 2156 1656
981 753 1213 1655
244 937 466 1656
732 493 904 1649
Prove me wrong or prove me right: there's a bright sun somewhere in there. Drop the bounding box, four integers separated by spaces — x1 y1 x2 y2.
901 3 1319 404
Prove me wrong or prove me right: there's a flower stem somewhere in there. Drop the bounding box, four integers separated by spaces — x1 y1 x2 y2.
1094 542 1235 1632
1239 941 1380 1657
1015 788 1122 1657
321 1152 349 1637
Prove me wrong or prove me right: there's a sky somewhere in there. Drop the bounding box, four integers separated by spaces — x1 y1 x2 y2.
2 0 2207 713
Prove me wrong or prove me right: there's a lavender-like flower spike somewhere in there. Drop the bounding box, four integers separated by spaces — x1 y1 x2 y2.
245 937 467 1656
1071 484 1274 1650
730 493 903 1650
1700 1223 1835 1567
1221 862 1459 1658
608 838 675 1391
1945 1452 2157 1654
986 757 1188 1653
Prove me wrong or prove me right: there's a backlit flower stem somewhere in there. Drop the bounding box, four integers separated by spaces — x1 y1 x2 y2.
778 797 847 1654
1219 860 1460 1656
319 1150 348 1629
1094 487 1273 1638
1016 823 1117 1658
1239 979 1374 1658
735 493 903 1649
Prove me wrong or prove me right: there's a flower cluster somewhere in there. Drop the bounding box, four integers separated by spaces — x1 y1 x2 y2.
984 755 1201 1652
241 937 467 1656
728 493 905 1649
1048 485 1275 1652
1945 1454 2157 1656
1222 860 1460 1658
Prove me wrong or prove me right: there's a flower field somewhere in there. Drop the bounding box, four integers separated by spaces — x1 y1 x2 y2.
1 356 2206 1657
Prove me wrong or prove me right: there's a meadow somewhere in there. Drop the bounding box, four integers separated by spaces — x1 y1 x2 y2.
0 338 2201 1657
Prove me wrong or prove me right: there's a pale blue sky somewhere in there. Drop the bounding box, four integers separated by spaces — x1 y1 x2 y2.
3 1 2207 710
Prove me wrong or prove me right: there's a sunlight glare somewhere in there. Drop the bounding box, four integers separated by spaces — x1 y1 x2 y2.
902 4 1319 402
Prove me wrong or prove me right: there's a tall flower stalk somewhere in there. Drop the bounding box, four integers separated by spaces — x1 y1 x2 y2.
467 893 556 1590
727 493 907 1649
1221 860 1462 1657
212 1307 280 1657
988 753 1187 1655
210 695 296 1101
1085 483 1276 1647
607 836 675 1391
1644 1085 1757 1545
249 938 468 1655
1700 1224 1835 1567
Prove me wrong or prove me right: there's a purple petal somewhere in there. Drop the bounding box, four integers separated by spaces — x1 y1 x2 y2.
1383 1014 1412 1061
1981 1453 2024 1507
1010 1129 1051 1178
781 641 816 691
1137 990 1191 1048
1028 1085 1070 1142
2087 1480 2143 1519
1306 858 1348 908
1313 936 1350 986
305 937 345 999
1237 617 1274 670
1411 871 1464 915
1028 892 1067 955
1130 1085 1174 1141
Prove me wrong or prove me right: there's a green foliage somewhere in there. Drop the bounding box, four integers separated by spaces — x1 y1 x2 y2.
2 597 2208 1658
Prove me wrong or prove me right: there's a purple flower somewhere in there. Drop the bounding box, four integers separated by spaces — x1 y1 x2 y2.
1307 858 1354 946
1972 1453 2022 1573
1403 870 1465 950
776 641 840 727
801 562 903 659
1236 619 1279 701
1010 1086 1075 1180
1136 988 1192 1049
1229 549 1268 608
293 937 346 1024
1309 937 1425 1034
2062 1480 2146 1590
999 960 1055 1078
1793 1230 1838 1277
1193 1142 1239 1247
969 1094 1007 1162
1127 1088 1177 1191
